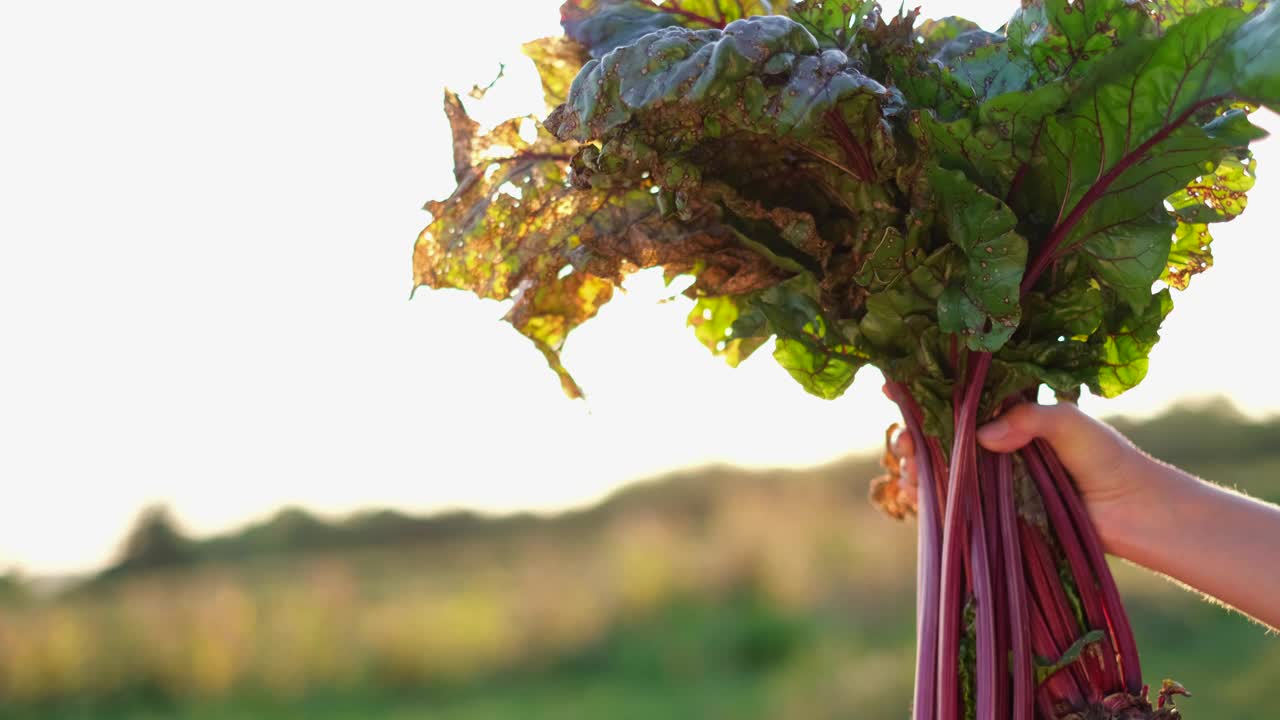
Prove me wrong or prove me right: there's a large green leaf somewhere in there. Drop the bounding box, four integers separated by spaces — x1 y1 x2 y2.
1144 0 1264 30
858 248 947 358
754 277 868 399
870 8 976 122
689 274 869 399
906 0 1160 202
930 167 1028 352
853 227 913 291
787 0 878 51
1227 2 1280 105
1005 0 1153 84
915 82 1069 201
561 1 680 58
989 258 1102 405
1090 289 1175 398
1021 267 1104 342
1018 6 1279 312
687 295 770 367
561 0 777 58
547 15 887 144
925 18 1035 103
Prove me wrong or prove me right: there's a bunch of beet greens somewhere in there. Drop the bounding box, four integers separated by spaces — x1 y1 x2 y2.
414 0 1280 717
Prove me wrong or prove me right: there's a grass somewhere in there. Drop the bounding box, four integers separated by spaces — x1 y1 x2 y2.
3 589 1270 720
1 402 1276 719
0 597 787 720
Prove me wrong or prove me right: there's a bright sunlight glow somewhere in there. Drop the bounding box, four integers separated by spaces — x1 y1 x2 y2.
0 0 1276 574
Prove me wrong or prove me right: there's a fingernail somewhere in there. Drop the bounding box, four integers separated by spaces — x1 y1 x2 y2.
978 418 1009 442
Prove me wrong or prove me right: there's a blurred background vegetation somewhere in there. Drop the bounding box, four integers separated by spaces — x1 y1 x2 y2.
1 399 1276 720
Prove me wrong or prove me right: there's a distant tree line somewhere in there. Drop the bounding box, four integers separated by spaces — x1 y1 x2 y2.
97 399 1280 582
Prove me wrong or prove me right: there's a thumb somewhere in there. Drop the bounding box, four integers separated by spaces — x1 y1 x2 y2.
976 402 1099 457
977 402 1144 506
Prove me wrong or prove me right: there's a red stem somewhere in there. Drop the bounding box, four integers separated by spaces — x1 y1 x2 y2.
927 438 949 531
1005 161 1029 206
824 110 875 182
935 352 992 719
978 452 1009 720
1027 585 1086 713
1020 520 1092 692
890 384 942 720
996 453 1034 720
969 473 997 720
1022 445 1122 696
1034 439 1143 695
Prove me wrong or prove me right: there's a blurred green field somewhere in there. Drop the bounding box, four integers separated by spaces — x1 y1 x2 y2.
1 400 1276 719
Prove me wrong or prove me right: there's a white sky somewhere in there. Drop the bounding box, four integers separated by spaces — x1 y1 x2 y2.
2 1 1277 575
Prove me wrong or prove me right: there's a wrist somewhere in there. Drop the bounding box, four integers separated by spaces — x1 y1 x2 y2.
1089 453 1200 560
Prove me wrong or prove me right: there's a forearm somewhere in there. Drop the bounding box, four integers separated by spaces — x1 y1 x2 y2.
1101 457 1280 630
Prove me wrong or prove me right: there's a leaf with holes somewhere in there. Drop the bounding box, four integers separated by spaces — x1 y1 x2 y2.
930 167 1028 351
415 92 786 396
523 37 589 110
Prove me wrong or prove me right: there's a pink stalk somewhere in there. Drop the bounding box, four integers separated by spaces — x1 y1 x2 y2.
969 479 997 719
1020 520 1092 692
1034 439 1142 694
1021 446 1121 696
1027 584 1086 711
935 352 992 719
996 452 1033 720
978 452 1009 720
891 385 942 720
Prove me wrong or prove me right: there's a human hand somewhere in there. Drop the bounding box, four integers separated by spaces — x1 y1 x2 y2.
886 398 1159 553
883 389 1280 628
